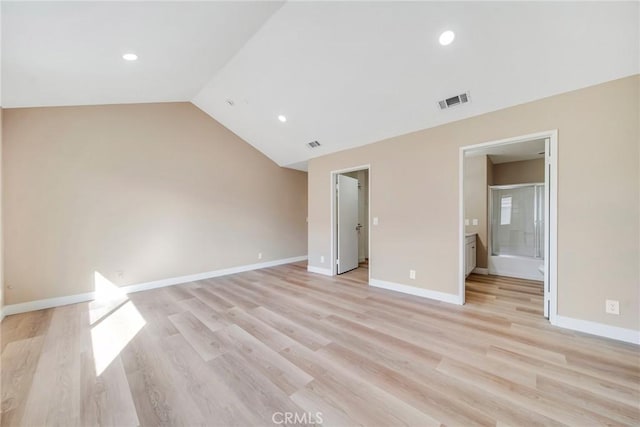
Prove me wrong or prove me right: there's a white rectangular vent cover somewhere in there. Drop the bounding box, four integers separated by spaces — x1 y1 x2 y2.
438 92 470 110
307 141 321 148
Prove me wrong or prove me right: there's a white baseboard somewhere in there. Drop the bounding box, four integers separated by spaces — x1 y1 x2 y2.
124 255 308 294
472 267 489 275
307 265 333 276
2 255 308 317
3 291 97 317
554 315 640 345
369 278 462 305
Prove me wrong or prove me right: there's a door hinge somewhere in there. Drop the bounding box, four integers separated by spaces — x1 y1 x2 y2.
336 259 340 265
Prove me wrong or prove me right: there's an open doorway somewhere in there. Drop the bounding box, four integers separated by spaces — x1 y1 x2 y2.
460 131 557 322
331 166 370 280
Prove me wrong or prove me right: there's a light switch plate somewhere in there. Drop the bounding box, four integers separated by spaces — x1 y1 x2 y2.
373 217 379 225
472 219 479 226
465 219 470 226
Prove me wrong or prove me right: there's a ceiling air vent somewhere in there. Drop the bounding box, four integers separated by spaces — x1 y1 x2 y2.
438 92 470 110
307 141 321 148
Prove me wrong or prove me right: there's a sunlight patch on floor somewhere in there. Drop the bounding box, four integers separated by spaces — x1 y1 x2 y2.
90 271 145 375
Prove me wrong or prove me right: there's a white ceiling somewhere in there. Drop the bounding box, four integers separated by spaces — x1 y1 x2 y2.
1 1 284 107
3 2 639 170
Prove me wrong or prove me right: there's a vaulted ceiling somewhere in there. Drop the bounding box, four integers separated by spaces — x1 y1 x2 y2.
3 1 638 170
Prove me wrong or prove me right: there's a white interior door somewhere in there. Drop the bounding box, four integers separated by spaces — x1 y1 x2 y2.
337 174 359 274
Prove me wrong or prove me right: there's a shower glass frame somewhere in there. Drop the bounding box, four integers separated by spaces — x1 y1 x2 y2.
489 183 545 260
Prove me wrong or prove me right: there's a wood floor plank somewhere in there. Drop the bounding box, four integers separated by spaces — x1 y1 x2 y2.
283 343 442 427
218 324 314 396
1 263 638 426
168 311 228 361
248 306 332 351
436 356 625 426
0 309 53 353
19 305 83 427
82 355 140 427
160 334 261 427
207 350 308 425
0 336 45 426
121 328 207 426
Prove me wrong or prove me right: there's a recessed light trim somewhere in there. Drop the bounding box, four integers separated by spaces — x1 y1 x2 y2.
439 30 455 46
122 53 138 61
278 115 287 123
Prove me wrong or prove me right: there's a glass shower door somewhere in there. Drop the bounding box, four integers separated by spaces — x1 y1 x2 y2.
491 184 544 259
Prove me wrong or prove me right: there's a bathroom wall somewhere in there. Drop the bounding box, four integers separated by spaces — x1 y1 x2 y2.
464 155 488 269
493 158 545 185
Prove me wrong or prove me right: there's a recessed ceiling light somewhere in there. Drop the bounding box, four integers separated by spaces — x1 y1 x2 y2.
278 115 287 123
439 30 455 46
122 53 138 61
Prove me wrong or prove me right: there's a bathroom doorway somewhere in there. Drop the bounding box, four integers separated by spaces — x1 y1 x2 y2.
460 131 557 321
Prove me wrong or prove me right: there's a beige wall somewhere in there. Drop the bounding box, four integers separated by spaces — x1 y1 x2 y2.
308 75 639 331
464 155 488 268
0 108 3 316
3 102 307 305
493 158 545 185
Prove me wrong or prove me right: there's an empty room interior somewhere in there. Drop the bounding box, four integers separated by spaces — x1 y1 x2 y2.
1 2 639 426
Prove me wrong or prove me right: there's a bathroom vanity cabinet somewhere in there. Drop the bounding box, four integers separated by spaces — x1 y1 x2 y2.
465 233 477 277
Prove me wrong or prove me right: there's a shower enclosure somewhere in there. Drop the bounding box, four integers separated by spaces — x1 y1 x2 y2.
489 183 545 280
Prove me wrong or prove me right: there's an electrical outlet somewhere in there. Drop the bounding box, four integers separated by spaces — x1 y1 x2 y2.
605 299 620 315
258 252 262 260
409 270 416 280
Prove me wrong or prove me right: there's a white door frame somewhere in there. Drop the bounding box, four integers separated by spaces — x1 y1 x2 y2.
459 130 558 323
330 165 371 281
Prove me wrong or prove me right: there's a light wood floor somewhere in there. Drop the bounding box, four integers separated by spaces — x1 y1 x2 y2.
2 263 639 426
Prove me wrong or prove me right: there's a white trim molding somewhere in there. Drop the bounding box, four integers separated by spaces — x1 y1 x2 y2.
472 267 489 275
123 256 307 294
370 278 462 305
307 265 333 276
2 256 308 317
554 315 640 345
3 291 97 317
